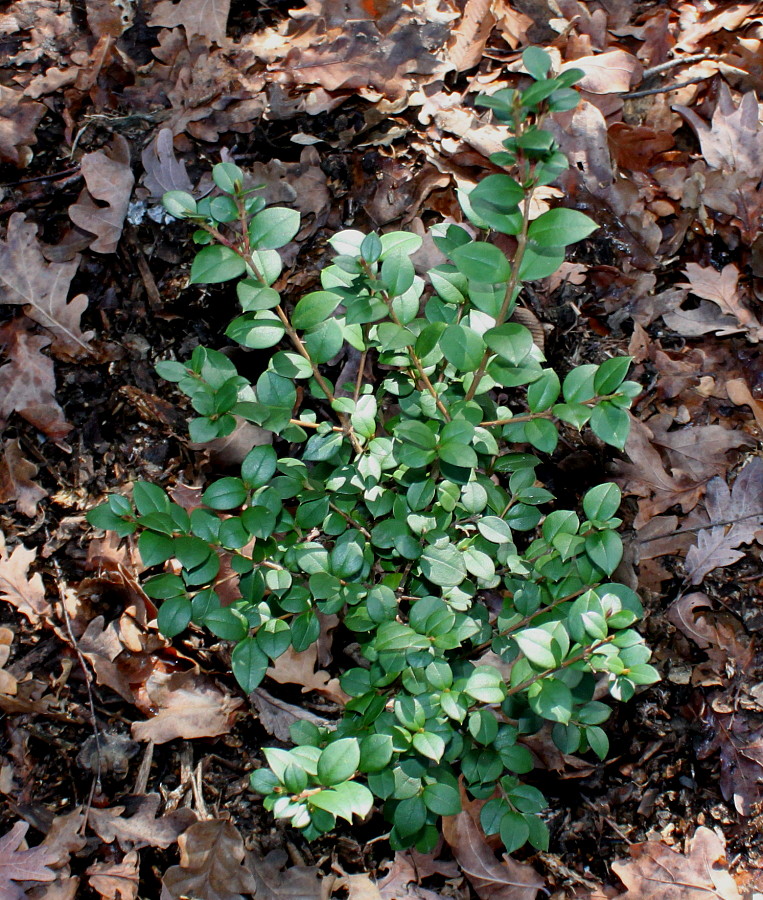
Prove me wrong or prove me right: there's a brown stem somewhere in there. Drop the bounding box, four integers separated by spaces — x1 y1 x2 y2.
328 501 372 539
506 635 617 697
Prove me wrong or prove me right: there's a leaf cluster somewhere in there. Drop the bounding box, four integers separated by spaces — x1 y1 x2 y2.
88 48 657 855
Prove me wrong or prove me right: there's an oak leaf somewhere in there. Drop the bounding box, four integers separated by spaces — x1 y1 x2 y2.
86 850 139 900
700 710 763 817
69 135 134 254
89 794 197 851
0 439 48 517
611 827 740 899
0 85 45 166
266 643 348 706
0 531 51 625
0 325 71 439
149 0 231 44
560 50 642 94
685 458 763 584
141 128 193 199
131 669 243 743
441 810 543 900
0 213 92 358
0 821 57 899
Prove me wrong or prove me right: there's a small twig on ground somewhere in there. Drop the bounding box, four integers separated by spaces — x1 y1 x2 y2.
133 740 154 794
623 76 712 99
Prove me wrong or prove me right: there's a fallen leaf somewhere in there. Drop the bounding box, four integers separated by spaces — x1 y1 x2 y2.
0 213 92 358
131 669 243 743
0 85 45 166
441 810 543 900
246 847 325 900
149 0 232 45
0 439 48 517
0 627 17 697
726 377 763 430
141 127 193 199
611 827 741 898
685 458 763 584
0 531 51 625
377 850 456 900
0 821 57 899
87 850 140 900
160 819 257 900
560 50 643 94
700 709 763 817
266 644 348 706
0 325 71 439
447 0 494 73
250 687 330 742
89 794 197 850
666 593 718 649
69 134 135 254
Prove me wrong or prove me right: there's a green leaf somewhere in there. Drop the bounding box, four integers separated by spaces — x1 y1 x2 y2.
256 619 292 659
451 242 511 284
317 738 360 786
419 544 467 587
440 324 485 372
514 628 556 668
583 483 621 522
524 418 558 453
585 530 623 575
477 516 512 544
585 725 609 760
241 445 277 489
137 531 175 567
499 810 530 854
226 312 285 349
590 403 630 449
594 356 632 394
191 245 246 284
523 46 551 80
202 477 247 510
212 162 244 194
528 208 597 247
484 324 534 365
464 667 506 703
231 637 269 692
469 175 523 232
412 731 445 762
527 370 560 412
133 482 169 516
292 291 342 330
157 597 192 638
528 678 573 724
360 734 394 772
248 207 300 250
518 243 565 281
394 796 427 838
423 782 461 816
163 190 197 218
381 251 415 296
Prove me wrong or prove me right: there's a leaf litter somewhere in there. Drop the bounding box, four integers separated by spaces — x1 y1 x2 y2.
4 0 763 896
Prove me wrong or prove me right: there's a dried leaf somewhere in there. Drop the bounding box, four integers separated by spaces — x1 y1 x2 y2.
0 85 45 166
0 531 51 625
0 326 71 440
250 687 330 742
89 794 197 850
0 213 92 358
0 822 56 899
685 458 763 584
87 850 140 900
666 593 717 649
266 644 348 706
131 670 243 743
246 847 326 900
0 439 47 517
377 850 456 900
160 820 257 900
700 710 763 816
149 0 232 44
611 827 741 899
441 810 543 900
447 0 494 73
560 50 643 94
141 128 193 199
69 135 135 254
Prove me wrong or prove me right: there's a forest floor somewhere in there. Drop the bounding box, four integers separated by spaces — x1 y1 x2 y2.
2 0 763 898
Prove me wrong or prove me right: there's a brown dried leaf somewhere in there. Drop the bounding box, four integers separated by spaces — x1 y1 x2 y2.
87 850 140 900
377 850 456 900
441 810 543 900
246 847 326 900
666 593 717 649
89 794 196 851
0 214 92 358
141 128 193 199
0 532 51 625
0 85 45 167
160 819 257 900
131 670 243 743
266 644 348 706
69 135 135 254
86 0 133 37
149 0 231 44
0 439 47 517
0 627 17 696
250 687 330 742
0 821 57 898
685 458 763 584
447 0 494 73
560 50 642 94
611 826 741 899
0 324 70 439
700 709 763 816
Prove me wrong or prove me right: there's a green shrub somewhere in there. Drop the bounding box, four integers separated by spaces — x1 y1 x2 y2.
88 48 657 855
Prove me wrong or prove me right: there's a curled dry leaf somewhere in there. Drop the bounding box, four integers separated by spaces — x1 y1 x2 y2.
611 826 741 899
0 439 48 517
0 213 92 358
69 134 135 254
0 821 57 899
89 793 197 851
667 593 718 649
0 626 17 697
266 643 349 706
441 810 543 900
0 324 71 440
131 669 243 743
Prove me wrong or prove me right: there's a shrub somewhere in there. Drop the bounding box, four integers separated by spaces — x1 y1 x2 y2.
88 48 658 855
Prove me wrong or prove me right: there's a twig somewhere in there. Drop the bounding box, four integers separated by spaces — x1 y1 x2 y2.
623 76 710 100
640 52 716 80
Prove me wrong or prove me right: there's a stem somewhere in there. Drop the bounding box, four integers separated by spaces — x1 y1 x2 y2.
328 501 371 539
480 394 611 428
506 634 617 697
464 180 535 403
